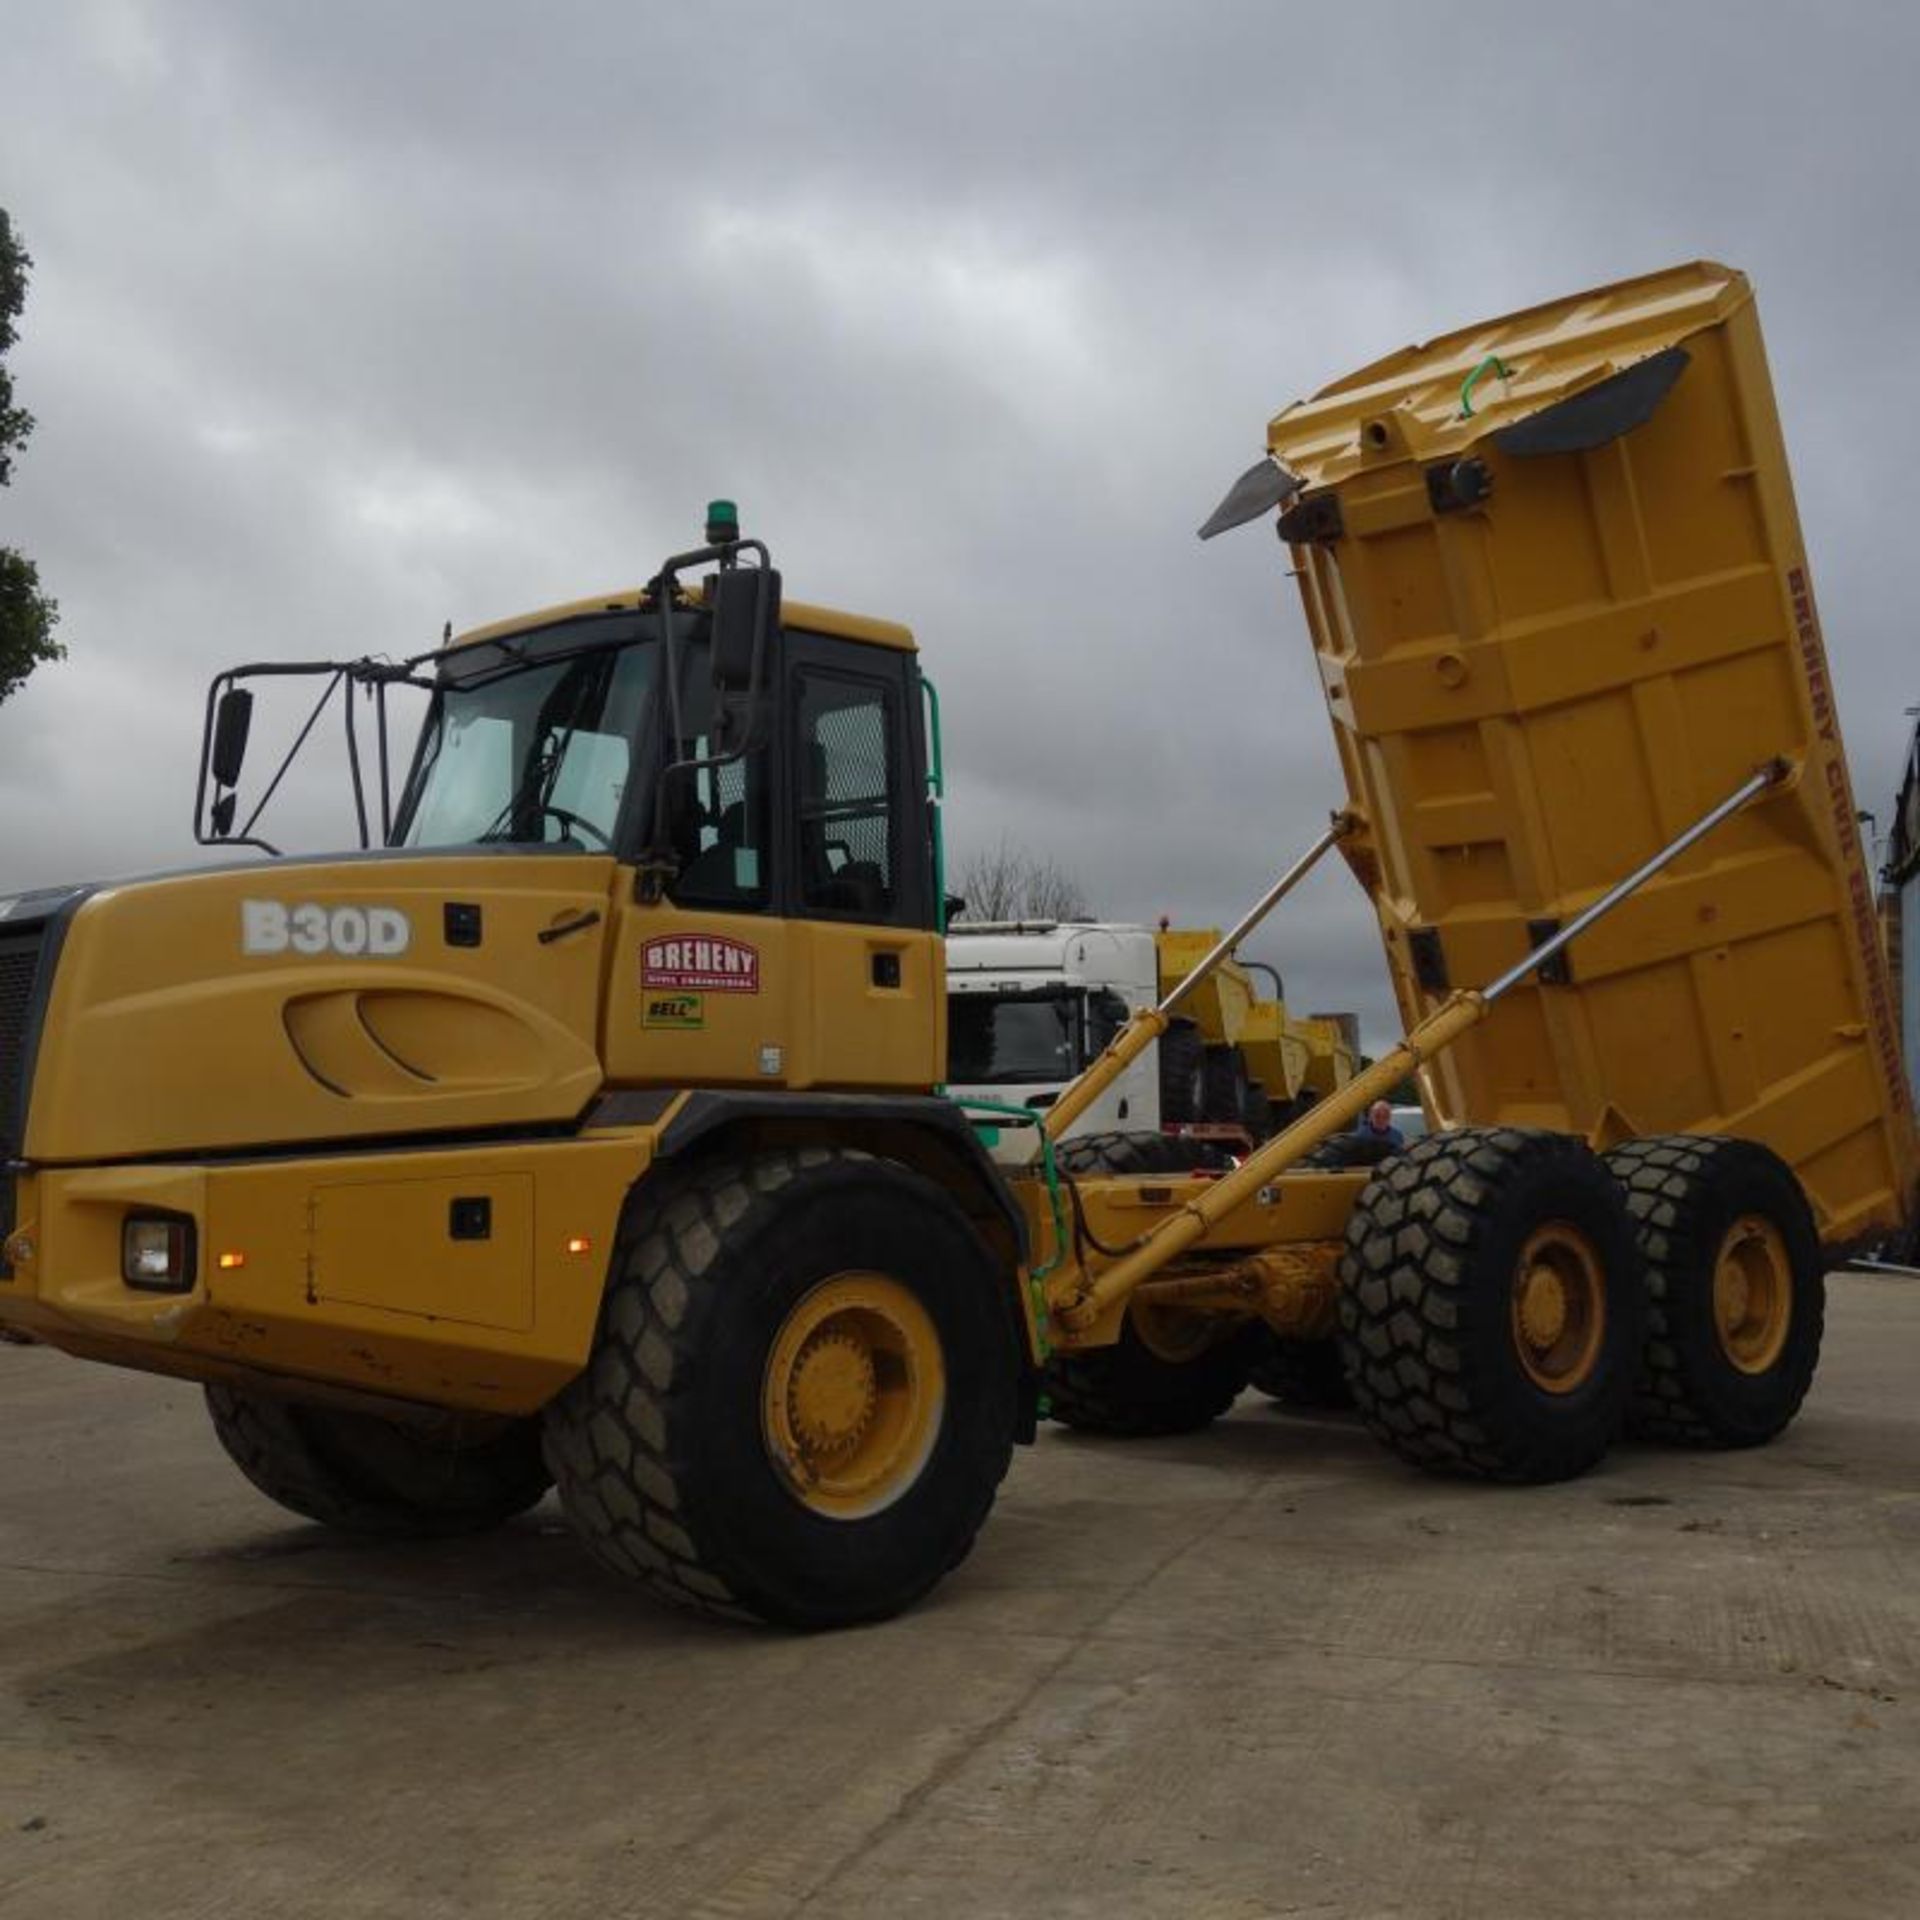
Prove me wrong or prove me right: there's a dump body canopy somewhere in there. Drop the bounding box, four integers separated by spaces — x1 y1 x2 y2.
1154 927 1259 1046
1266 260 1915 1246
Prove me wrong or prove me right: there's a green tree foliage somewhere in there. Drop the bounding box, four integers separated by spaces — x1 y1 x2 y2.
0 209 63 704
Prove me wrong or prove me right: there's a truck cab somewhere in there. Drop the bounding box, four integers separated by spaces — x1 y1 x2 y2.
945 921 1158 1158
0 515 997 1420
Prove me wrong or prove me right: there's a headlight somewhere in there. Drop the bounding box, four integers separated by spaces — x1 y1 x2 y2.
122 1216 195 1293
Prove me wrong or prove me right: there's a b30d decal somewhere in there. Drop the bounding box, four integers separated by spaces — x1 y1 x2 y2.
243 900 411 957
642 934 760 993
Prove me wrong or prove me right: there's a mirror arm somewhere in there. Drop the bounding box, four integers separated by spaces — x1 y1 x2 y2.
374 681 393 844
236 670 344 851
342 677 371 850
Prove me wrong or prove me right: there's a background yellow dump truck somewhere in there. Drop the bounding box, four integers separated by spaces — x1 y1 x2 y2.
1 265 1913 1629
943 917 1358 1158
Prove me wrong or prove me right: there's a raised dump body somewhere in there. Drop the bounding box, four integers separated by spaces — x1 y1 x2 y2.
1264 261 1915 1248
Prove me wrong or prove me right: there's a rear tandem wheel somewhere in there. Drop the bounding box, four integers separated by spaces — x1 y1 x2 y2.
1336 1127 1645 1483
1603 1134 1825 1448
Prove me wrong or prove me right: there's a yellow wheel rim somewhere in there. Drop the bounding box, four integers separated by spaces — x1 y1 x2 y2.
1712 1214 1792 1374
1510 1223 1607 1395
762 1272 945 1520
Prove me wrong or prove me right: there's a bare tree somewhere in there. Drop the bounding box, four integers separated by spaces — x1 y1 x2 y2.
951 832 1092 922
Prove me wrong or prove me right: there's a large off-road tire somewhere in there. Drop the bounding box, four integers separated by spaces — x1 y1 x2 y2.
1047 1130 1254 1434
1248 1335 1353 1410
1603 1135 1824 1448
1158 1019 1205 1125
1337 1128 1645 1483
1201 1047 1249 1127
205 1386 551 1536
542 1149 1020 1630
1055 1130 1228 1176
1243 1080 1275 1142
1311 1128 1402 1170
1046 1312 1258 1437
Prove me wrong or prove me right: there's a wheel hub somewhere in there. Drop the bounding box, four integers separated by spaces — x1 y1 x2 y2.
1517 1266 1571 1350
787 1331 878 1455
1713 1263 1751 1331
1509 1223 1607 1395
1712 1215 1792 1374
761 1272 947 1521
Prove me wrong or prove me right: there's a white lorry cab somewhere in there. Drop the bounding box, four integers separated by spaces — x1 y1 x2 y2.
945 922 1160 1162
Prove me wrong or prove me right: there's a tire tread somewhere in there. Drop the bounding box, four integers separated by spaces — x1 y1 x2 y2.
1604 1133 1824 1447
1336 1126 1640 1483
544 1148 1015 1627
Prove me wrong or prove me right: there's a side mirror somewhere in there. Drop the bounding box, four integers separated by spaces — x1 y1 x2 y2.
708 565 781 697
211 687 254 790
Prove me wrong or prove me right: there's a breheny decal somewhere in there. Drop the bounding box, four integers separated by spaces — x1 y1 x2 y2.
642 934 760 994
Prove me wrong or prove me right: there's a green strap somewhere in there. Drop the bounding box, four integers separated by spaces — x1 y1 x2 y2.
951 1096 1067 1356
1459 354 1512 419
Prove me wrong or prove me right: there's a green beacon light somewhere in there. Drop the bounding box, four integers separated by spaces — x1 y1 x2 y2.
705 498 740 546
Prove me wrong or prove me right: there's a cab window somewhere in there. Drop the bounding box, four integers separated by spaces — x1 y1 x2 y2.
666 651 771 911
795 673 898 921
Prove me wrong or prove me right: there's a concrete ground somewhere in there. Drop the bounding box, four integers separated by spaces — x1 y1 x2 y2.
1 1276 1916 1920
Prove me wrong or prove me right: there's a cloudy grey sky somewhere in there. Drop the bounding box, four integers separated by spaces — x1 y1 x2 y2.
3 0 1917 1042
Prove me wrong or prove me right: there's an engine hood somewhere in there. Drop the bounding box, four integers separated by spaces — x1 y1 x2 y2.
16 850 615 1164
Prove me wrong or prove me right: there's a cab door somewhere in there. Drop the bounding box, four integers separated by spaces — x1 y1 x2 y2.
599 627 940 1095
783 640 941 1092
601 680 793 1091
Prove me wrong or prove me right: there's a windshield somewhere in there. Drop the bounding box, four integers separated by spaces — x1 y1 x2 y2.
948 990 1084 1085
395 615 660 850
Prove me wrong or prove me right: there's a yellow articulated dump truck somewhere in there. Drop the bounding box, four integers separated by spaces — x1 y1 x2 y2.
2 265 1914 1629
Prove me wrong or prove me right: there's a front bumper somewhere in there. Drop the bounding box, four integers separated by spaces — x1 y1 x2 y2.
0 1136 644 1416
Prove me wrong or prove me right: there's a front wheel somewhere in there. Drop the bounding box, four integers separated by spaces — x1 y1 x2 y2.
543 1150 1020 1629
